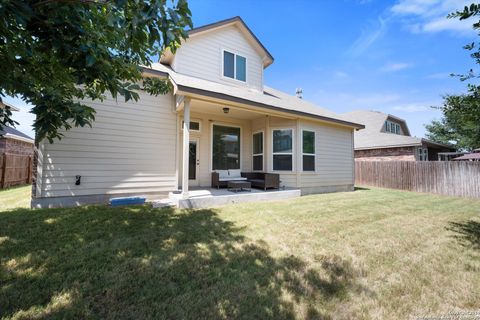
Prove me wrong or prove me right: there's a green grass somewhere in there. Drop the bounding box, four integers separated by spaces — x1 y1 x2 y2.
0 186 31 211
0 187 479 319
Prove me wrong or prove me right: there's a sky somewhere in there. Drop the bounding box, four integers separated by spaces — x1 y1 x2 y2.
4 0 477 138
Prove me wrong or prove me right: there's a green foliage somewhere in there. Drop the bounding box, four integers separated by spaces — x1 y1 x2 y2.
426 85 480 151
0 0 192 142
426 3 480 150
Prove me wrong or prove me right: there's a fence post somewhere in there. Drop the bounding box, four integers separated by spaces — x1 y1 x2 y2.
1 153 7 189
27 156 32 184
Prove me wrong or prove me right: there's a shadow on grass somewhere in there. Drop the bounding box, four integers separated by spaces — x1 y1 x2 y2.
447 220 480 250
354 187 370 191
0 205 368 319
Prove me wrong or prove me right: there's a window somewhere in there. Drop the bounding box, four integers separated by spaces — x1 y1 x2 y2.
385 120 401 135
223 50 246 82
418 148 428 161
252 131 263 171
272 129 293 171
182 120 201 132
212 124 241 170
302 130 315 171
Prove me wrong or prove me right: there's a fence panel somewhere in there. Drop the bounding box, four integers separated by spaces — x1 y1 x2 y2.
0 153 33 189
355 161 480 198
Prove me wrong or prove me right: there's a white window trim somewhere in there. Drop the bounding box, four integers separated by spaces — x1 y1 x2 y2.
271 128 294 172
181 118 202 133
417 147 428 161
301 129 316 172
385 120 401 135
210 122 243 172
252 130 264 171
221 49 248 83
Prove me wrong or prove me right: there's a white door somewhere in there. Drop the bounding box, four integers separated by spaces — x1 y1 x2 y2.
189 139 200 186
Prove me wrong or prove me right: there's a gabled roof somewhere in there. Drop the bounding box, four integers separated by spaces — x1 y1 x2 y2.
0 126 34 143
144 63 364 129
342 110 452 150
161 16 274 68
0 101 20 112
453 153 480 160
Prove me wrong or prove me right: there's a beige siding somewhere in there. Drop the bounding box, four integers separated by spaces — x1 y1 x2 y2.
253 117 354 189
172 25 264 91
38 91 177 198
300 121 354 187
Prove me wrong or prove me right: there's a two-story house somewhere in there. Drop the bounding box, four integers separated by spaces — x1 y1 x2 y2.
32 16 364 208
342 110 454 161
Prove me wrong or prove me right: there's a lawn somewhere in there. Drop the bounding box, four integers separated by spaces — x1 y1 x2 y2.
0 186 479 319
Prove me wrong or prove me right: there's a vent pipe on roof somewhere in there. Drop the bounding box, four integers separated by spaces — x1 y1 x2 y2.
295 88 303 99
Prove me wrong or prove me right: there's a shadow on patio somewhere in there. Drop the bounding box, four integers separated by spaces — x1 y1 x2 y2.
0 205 367 319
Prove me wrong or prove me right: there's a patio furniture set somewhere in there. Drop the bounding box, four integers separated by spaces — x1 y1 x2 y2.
211 170 280 193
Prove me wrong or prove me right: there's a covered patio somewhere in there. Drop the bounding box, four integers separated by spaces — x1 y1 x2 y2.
153 187 301 209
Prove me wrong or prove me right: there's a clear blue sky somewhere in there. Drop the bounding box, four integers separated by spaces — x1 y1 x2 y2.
5 0 476 138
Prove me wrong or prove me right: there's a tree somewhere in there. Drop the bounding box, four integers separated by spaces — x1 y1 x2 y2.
425 87 480 151
0 0 192 142
425 3 480 151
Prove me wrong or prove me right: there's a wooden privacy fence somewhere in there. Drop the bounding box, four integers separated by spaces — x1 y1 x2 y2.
355 161 480 198
0 153 33 189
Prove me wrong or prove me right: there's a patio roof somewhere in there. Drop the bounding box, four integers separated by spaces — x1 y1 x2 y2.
144 63 365 130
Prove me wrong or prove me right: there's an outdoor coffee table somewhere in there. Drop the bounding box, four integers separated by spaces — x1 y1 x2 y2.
227 180 251 192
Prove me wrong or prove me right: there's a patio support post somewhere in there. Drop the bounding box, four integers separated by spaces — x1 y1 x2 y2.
182 98 191 198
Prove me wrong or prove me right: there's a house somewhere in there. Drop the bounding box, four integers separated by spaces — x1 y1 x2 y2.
32 16 364 208
452 149 480 161
0 101 34 156
342 110 454 161
0 101 35 189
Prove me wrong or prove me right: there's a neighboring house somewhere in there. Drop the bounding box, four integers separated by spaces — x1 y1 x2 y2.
342 110 454 161
0 102 35 189
0 126 35 156
0 101 34 156
453 149 480 161
32 16 364 208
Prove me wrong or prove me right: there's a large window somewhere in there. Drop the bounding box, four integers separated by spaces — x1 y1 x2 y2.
212 124 241 170
223 50 246 82
302 130 315 171
272 129 293 171
252 131 263 171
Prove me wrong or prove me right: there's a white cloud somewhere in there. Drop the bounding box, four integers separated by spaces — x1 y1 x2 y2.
425 72 452 79
392 103 433 112
380 62 412 72
353 93 401 105
333 71 349 79
347 16 388 56
391 0 474 34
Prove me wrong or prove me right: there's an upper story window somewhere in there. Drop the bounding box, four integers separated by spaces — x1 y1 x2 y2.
223 50 246 82
385 120 401 134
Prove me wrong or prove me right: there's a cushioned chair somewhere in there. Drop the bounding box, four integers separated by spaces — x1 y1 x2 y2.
211 169 248 189
241 172 280 191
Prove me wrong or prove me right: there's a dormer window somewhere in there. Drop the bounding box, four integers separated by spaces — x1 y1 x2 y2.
385 120 401 134
223 50 246 82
